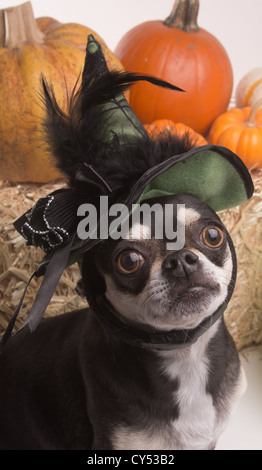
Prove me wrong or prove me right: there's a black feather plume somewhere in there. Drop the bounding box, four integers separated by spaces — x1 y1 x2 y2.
41 35 193 195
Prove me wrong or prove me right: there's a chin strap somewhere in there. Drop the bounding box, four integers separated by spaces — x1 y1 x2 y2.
92 296 227 351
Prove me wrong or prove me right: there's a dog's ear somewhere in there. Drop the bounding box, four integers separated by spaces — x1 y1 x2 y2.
81 249 106 305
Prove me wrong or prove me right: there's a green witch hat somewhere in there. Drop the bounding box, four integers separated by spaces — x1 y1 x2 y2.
1 35 253 347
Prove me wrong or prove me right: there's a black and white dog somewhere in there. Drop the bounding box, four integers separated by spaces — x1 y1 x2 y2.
0 194 246 450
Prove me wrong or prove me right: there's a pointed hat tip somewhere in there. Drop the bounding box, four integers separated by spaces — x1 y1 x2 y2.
86 34 101 55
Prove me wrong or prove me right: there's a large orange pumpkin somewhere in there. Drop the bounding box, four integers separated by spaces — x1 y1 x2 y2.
115 0 233 136
0 2 125 183
208 99 262 169
144 119 207 147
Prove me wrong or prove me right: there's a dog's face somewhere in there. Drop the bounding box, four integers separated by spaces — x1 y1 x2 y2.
92 195 235 331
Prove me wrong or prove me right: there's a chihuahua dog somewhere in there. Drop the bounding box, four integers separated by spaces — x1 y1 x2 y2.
0 193 246 450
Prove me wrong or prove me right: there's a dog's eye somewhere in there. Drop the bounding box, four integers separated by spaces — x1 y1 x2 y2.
116 251 144 274
202 226 224 248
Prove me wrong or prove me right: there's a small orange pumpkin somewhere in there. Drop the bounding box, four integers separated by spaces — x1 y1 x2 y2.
145 119 207 147
208 100 262 169
0 2 125 183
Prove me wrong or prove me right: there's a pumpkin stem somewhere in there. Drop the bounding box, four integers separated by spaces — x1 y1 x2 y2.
164 0 199 32
247 98 262 126
0 1 43 48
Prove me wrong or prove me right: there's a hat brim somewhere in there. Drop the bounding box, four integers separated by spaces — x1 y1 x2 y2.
133 144 254 212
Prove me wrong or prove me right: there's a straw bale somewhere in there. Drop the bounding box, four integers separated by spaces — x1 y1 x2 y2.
0 171 261 350
219 169 262 350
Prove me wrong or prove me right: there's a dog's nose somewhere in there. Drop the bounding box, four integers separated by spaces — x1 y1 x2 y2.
162 250 199 278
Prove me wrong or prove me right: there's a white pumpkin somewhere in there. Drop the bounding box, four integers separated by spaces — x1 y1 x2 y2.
236 68 262 107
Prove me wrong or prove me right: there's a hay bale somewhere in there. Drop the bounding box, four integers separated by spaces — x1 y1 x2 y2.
219 169 262 350
0 171 261 350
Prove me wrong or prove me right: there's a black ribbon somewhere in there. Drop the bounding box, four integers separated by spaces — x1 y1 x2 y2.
0 164 115 350
21 235 75 333
0 271 36 351
0 236 75 350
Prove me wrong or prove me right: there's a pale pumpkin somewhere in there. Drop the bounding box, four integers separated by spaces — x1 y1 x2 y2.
144 119 207 147
208 100 262 169
236 68 262 108
0 2 125 183
115 0 233 135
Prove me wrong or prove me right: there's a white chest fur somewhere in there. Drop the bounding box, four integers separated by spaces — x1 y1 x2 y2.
158 334 218 450
112 323 242 450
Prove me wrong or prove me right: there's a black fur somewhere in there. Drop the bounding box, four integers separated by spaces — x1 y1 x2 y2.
0 306 239 450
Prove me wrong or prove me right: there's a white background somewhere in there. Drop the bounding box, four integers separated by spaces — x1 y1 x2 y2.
1 0 262 95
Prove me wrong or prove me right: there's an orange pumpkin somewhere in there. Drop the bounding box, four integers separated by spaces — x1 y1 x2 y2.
115 0 233 136
236 68 262 108
145 119 207 147
208 100 262 169
0 2 125 183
